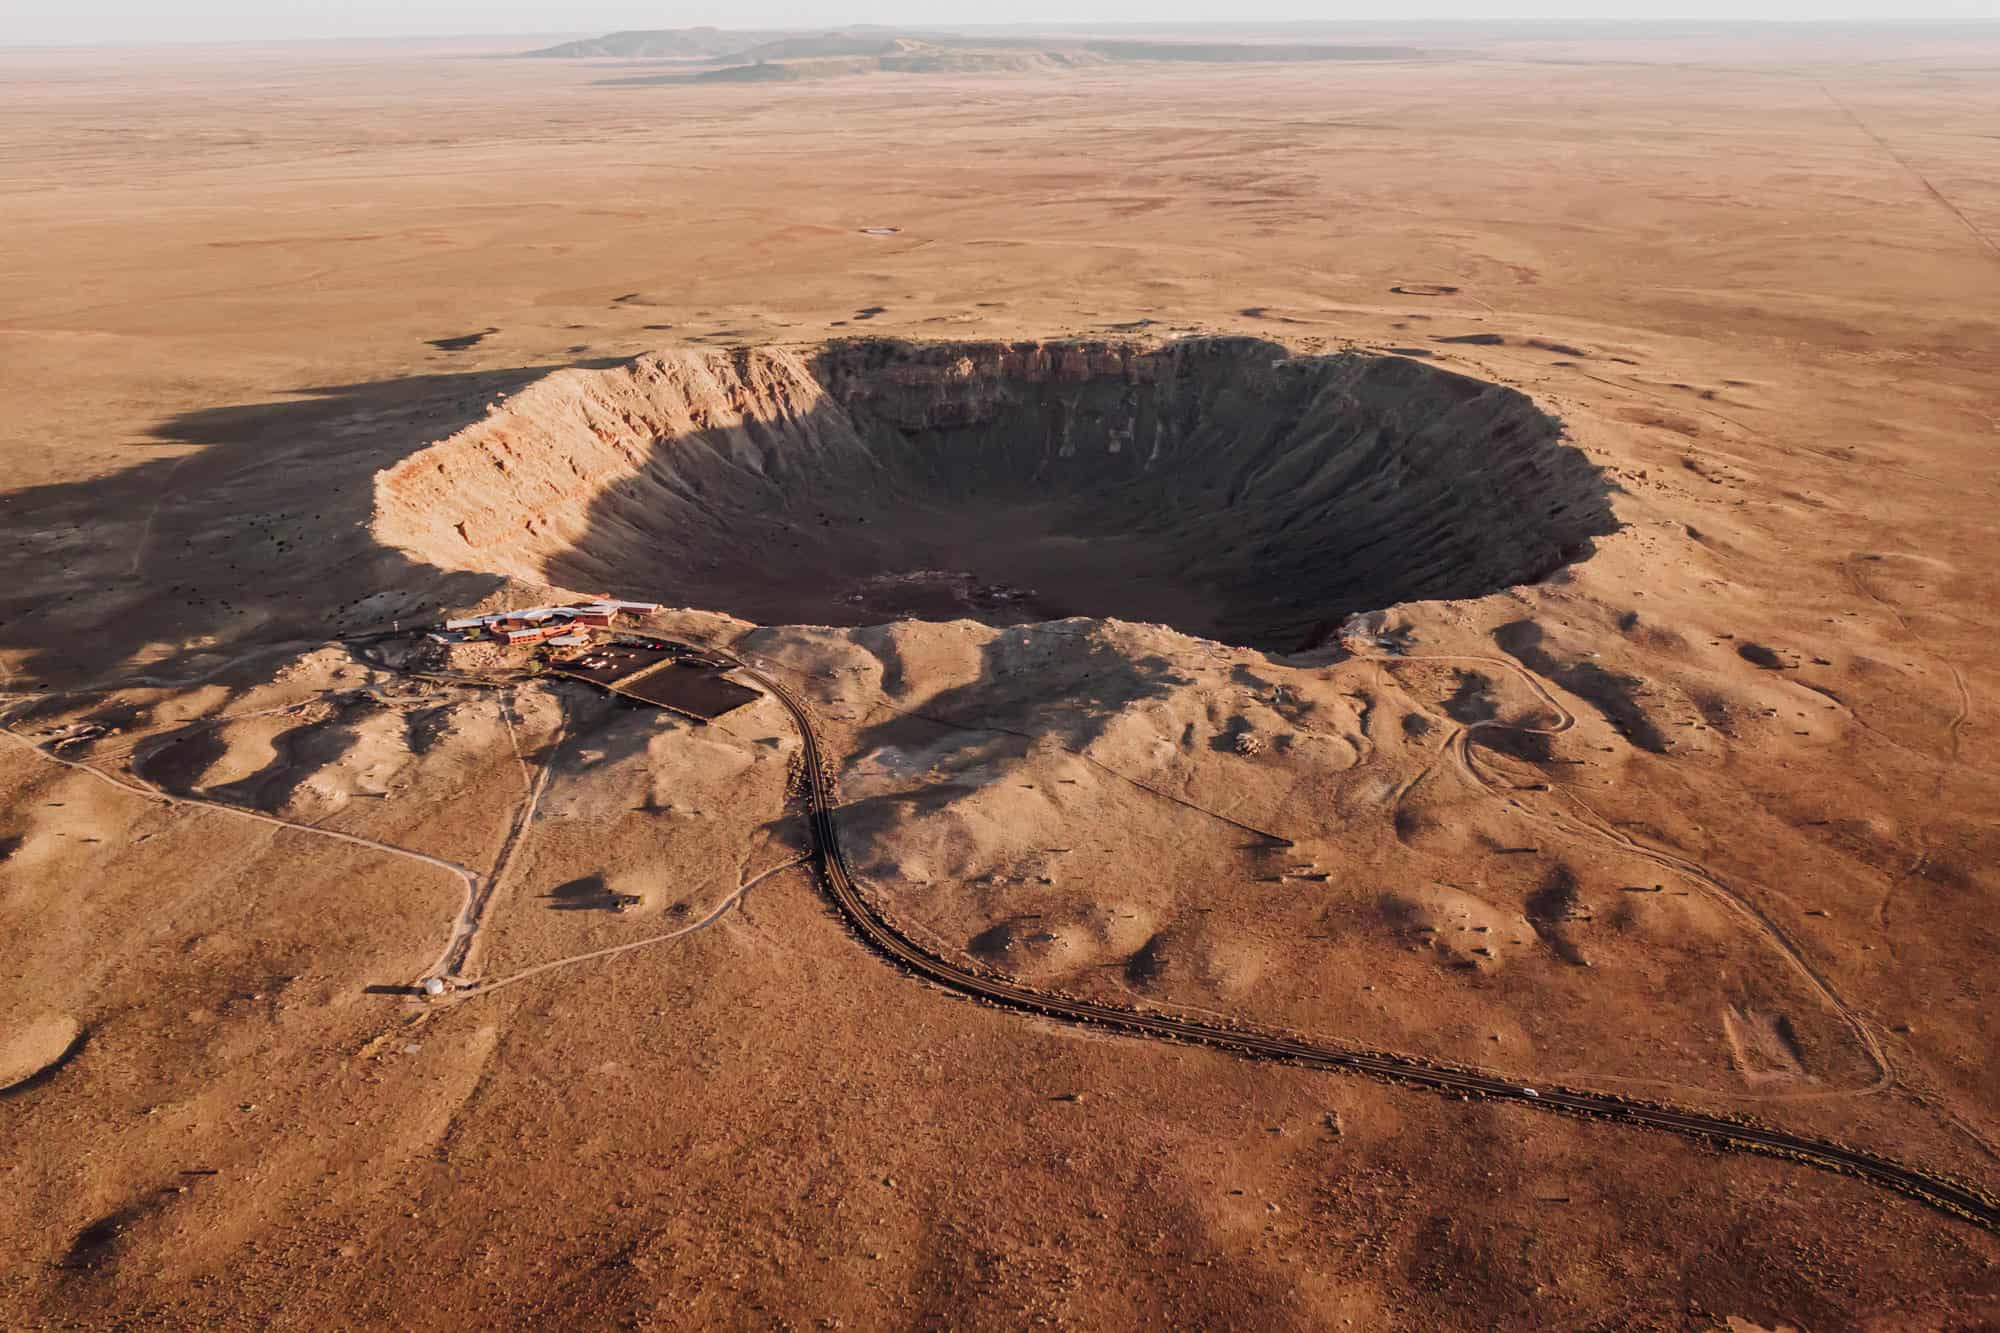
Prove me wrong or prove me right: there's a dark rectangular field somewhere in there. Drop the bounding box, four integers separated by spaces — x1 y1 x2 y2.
616 663 762 719
553 643 676 687
549 641 761 719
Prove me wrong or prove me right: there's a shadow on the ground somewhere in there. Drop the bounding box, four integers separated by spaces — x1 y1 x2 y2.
0 359 621 690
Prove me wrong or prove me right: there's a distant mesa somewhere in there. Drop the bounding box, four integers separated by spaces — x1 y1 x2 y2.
520 27 773 60
1083 39 1424 63
695 61 817 84
520 27 1431 84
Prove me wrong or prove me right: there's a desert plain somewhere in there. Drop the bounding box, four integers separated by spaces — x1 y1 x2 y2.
2 21 1999 1330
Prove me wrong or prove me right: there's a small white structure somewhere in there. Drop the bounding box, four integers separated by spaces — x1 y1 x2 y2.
421 977 447 998
441 599 661 635
578 599 663 614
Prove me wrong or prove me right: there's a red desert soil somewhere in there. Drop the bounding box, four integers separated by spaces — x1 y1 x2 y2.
2 25 1998 1330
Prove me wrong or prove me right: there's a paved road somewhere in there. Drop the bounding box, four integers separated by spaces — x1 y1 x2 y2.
714 644 2000 1235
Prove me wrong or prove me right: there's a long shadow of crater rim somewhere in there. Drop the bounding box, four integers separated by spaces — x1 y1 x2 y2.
0 360 632 687
374 336 1618 652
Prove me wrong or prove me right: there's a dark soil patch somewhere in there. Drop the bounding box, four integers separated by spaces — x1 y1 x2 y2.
1526 864 1589 965
1444 670 1499 725
1737 642 1785 669
544 874 635 912
135 724 230 794
1494 620 1667 753
1124 933 1169 988
969 921 1018 964
1474 726 1554 763
427 328 500 352
62 1205 146 1272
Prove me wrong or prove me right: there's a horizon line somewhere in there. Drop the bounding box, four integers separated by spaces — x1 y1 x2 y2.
6 15 2000 54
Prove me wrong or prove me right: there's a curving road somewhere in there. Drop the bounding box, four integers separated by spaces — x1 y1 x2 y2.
1372 649 1893 1099
711 644 2000 1234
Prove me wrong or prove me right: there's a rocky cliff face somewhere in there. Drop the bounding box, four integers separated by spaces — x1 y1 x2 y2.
374 337 1615 649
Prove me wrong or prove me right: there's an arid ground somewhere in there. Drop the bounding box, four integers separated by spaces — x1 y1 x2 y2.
3 24 1999 1329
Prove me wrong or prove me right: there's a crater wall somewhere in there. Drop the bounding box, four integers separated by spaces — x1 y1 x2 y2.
374 337 1616 649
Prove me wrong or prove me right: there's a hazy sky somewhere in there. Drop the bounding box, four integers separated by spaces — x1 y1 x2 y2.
6 1 1995 47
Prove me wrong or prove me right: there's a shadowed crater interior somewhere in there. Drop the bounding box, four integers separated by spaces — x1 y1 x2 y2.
375 337 1615 650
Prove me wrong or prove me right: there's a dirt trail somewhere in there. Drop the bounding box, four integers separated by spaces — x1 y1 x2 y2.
1370 648 1894 1097
1818 81 2000 263
0 708 484 935
435 854 810 1006
431 692 564 982
1838 557 1977 936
